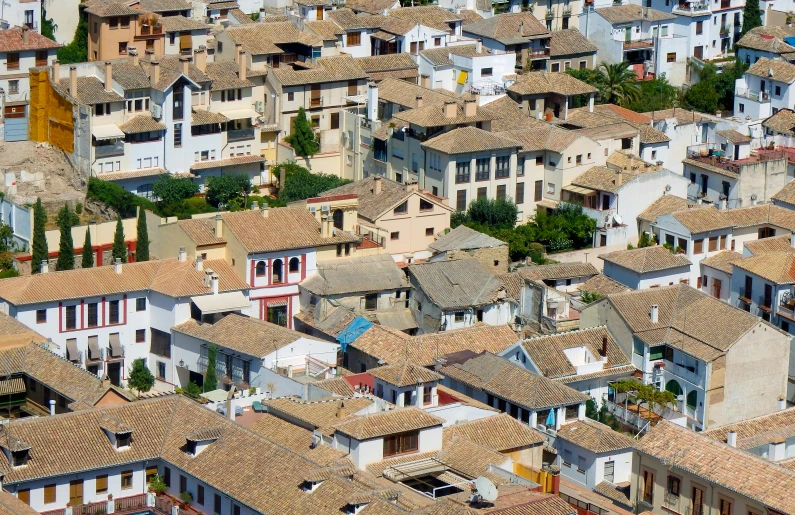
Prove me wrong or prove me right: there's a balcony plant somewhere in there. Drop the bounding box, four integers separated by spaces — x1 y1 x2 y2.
180 492 192 509
148 474 168 496
545 10 553 18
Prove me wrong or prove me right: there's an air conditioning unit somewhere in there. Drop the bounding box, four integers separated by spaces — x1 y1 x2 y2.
309 206 317 213
321 205 330 212
255 101 264 114
151 103 163 119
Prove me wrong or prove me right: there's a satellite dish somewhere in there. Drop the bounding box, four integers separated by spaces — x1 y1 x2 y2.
613 214 623 225
474 477 498 503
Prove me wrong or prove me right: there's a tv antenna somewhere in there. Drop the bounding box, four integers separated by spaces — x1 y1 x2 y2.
470 477 498 506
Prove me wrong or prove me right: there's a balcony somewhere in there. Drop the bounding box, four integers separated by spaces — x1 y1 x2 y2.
735 88 770 102
757 295 773 313
40 495 150 515
738 286 752 303
140 24 163 35
720 26 731 37
95 141 124 158
623 38 655 51
562 6 572 15
227 127 255 141
663 493 681 513
527 48 550 59
310 97 323 108
779 294 795 320
673 2 710 13
475 171 491 181
663 359 706 389
455 173 470 183
545 11 553 18
720 0 730 7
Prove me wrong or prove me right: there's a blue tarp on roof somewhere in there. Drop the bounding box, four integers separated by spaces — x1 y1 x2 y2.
336 316 373 352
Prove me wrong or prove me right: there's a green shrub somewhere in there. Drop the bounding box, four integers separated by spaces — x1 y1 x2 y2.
87 178 158 217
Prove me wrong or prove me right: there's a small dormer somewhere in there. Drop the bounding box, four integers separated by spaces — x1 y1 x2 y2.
344 490 400 514
368 362 442 409
0 429 30 468
99 415 133 451
184 427 223 456
300 464 356 492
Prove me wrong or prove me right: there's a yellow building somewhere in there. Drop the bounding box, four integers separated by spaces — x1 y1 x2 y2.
84 2 165 62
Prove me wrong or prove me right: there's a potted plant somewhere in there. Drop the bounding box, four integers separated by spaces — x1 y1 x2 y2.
149 474 168 496
180 491 192 509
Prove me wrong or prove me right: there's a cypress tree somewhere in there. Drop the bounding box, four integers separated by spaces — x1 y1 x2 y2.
82 226 94 268
284 107 320 158
111 215 127 263
136 207 149 262
31 198 48 274
204 342 218 392
55 205 75 271
741 0 762 36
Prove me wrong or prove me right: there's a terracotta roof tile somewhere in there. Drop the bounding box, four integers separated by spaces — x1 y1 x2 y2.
520 262 598 281
0 26 60 52
549 28 597 57
442 413 544 451
332 408 444 440
747 57 795 84
300 254 408 295
763 108 795 136
387 6 462 32
600 246 691 273
703 407 795 450
578 274 630 296
508 72 597 96
462 12 549 43
118 115 166 134
266 396 374 430
58 76 123 105
744 234 794 256
595 4 675 24
421 126 521 154
637 194 697 222
555 419 634 453
272 55 367 86
733 251 795 284
409 259 506 310
368 361 443 387
717 129 752 143
700 250 743 274
669 206 733 233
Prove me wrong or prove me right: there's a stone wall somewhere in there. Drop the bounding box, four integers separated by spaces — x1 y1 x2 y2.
446 246 510 275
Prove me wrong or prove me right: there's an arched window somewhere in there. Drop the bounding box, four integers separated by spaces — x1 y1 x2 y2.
255 261 266 277
332 209 344 230
289 257 300 273
665 379 683 397
272 259 283 284
686 390 698 410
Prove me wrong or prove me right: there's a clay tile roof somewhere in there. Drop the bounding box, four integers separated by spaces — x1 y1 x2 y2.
519 326 631 379
636 421 795 514
702 407 795 450
641 108 711 125
595 4 675 24
637 194 696 223
98 414 133 433
58 76 123 105
700 250 744 274
462 12 549 43
225 24 289 55
747 57 795 84
387 6 461 33
265 396 374 430
394 101 495 128
159 15 209 31
498 125 582 153
480 95 546 133
442 413 544 451
763 108 795 136
429 225 506 253
549 28 597 57
669 206 733 233
717 129 752 143
733 251 795 284
519 262 598 281
185 426 224 441
440 352 590 409
345 0 398 14
332 408 444 440
599 246 691 273
570 166 641 193
300 254 408 295
722 203 795 230
350 323 517 367
375 77 461 109
221 207 359 253
313 377 356 397
139 0 191 11
203 60 254 90
737 26 795 53
172 313 312 358
421 126 521 154
83 1 141 17
0 26 60 52
420 44 491 66
578 274 630 296
556 419 634 453
305 20 343 40
118 115 166 134
327 7 380 29
592 103 652 124
0 489 39 515
368 361 443 387
507 71 598 96
191 109 228 126
408 259 506 310
744 234 794 256
354 54 418 80
457 9 483 23
272 55 367 86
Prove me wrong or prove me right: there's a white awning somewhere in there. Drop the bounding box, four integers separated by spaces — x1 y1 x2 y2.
562 184 597 195
220 109 261 121
191 291 249 314
93 124 125 141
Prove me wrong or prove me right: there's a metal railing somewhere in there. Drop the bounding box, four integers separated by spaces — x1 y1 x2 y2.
735 88 770 101
95 141 124 158
475 170 490 181
455 173 470 183
674 2 710 12
227 127 255 141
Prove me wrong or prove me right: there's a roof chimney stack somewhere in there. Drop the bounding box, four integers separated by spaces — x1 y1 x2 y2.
128 47 138 66
179 55 190 76
260 203 269 218
178 246 187 262
726 430 737 447
601 336 608 358
40 260 49 274
320 214 330 238
51 59 59 82
464 99 476 117
373 176 382 195
238 48 246 79
211 273 219 295
69 65 77 97
195 255 203 272
21 25 29 46
650 304 659 323
150 59 160 86
779 395 787 411
195 45 207 72
114 258 122 274
415 95 423 108
235 43 243 64
104 61 113 92
443 101 457 118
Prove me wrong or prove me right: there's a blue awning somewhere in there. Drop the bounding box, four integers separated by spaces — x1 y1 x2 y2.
336 316 373 352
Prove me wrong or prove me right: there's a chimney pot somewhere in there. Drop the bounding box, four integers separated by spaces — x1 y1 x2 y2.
178 246 187 262
128 47 139 66
726 430 737 447
51 59 59 81
69 66 77 97
464 99 477 117
114 258 122 274
40 260 49 274
195 255 203 272
373 176 382 195
235 43 243 63
49 399 55 416
179 55 190 76
250 200 259 211
211 274 219 295
260 203 269 218
650 304 659 323
21 26 29 45
104 61 113 92
215 213 223 237
779 395 787 411
415 95 424 108
151 60 160 86
194 46 207 72
443 101 457 118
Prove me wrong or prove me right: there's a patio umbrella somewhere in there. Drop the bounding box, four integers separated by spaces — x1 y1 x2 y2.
545 409 555 427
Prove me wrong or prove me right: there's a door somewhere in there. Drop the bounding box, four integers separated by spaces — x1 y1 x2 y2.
600 234 607 246
604 461 615 483
107 362 121 386
694 46 703 59
734 144 739 160
601 194 610 210
4 105 27 142
316 6 323 19
310 84 321 108
69 480 83 506
332 209 343 230
712 278 722 299
625 28 632 43
764 284 773 308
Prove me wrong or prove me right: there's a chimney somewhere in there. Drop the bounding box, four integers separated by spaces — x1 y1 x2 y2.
128 47 138 66
374 176 382 195
114 258 122 274
69 65 77 97
40 259 49 274
151 59 160 86
366 82 378 122
215 213 223 238
321 214 330 237
49 399 55 416
443 101 457 118
195 255 203 272
211 274 219 294
790 231 795 249
650 304 659 323
464 99 477 117
194 46 207 72
406 181 418 192
415 95 423 108
179 55 190 76
226 391 235 421
779 395 787 410
336 401 349 420
601 336 608 358
250 200 259 210
203 269 212 287
178 246 187 262
238 49 246 79
726 430 737 447
260 203 269 218
279 166 286 189
235 43 243 64
21 25 29 46
51 59 59 81
104 61 113 92
769 437 786 461
476 40 482 53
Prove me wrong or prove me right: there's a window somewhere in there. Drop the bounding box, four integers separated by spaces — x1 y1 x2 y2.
136 298 146 311
173 91 184 120
146 466 158 484
383 431 419 456
495 156 510 178
393 201 408 214
347 31 361 46
233 505 240 515
708 236 718 252
547 182 555 194
454 311 465 323
776 85 782 96
476 158 490 181
481 67 493 77
419 199 434 211
667 52 676 62
456 190 467 211
719 498 733 515
180 475 187 493
330 112 339 130
425 227 434 236
348 80 358 96
214 495 222 514
6 53 19 71
157 361 166 379
692 486 704 515
516 182 525 205
738 103 744 113
496 184 507 201
517 157 525 176
272 259 283 284
667 475 680 496
456 160 470 183
66 305 77 330
136 329 146 343
17 489 29 506
164 467 171 487
477 187 487 200
287 92 294 101
390 232 399 240
642 470 654 504
96 475 108 493
151 328 171 358
551 63 560 73
109 300 120 324
289 257 300 273
696 21 703 34
423 385 432 404
121 470 133 489
174 123 182 147
44 484 56 504
36 309 46 324
255 261 266 277
759 227 775 238
649 345 665 361
693 238 703 254
434 37 442 46
197 485 204 506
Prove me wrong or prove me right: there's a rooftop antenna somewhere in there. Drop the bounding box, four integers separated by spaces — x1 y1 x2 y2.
470 476 498 506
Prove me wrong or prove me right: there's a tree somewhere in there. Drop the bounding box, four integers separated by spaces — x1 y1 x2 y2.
204 342 218 392
152 174 198 205
278 162 352 203
41 8 57 40
463 197 519 231
55 205 77 271
82 227 94 268
112 215 127 263
625 76 680 113
178 381 202 400
566 67 605 107
585 398 599 421
136 207 150 262
741 0 762 36
205 173 252 209
127 358 155 397
31 198 48 274
0 222 13 252
597 62 642 106
285 107 320 157
56 6 88 64
581 291 604 304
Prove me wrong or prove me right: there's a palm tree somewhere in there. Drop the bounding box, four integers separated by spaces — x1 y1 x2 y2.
597 62 642 106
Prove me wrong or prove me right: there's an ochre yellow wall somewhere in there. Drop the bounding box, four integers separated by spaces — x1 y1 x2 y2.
29 68 75 152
